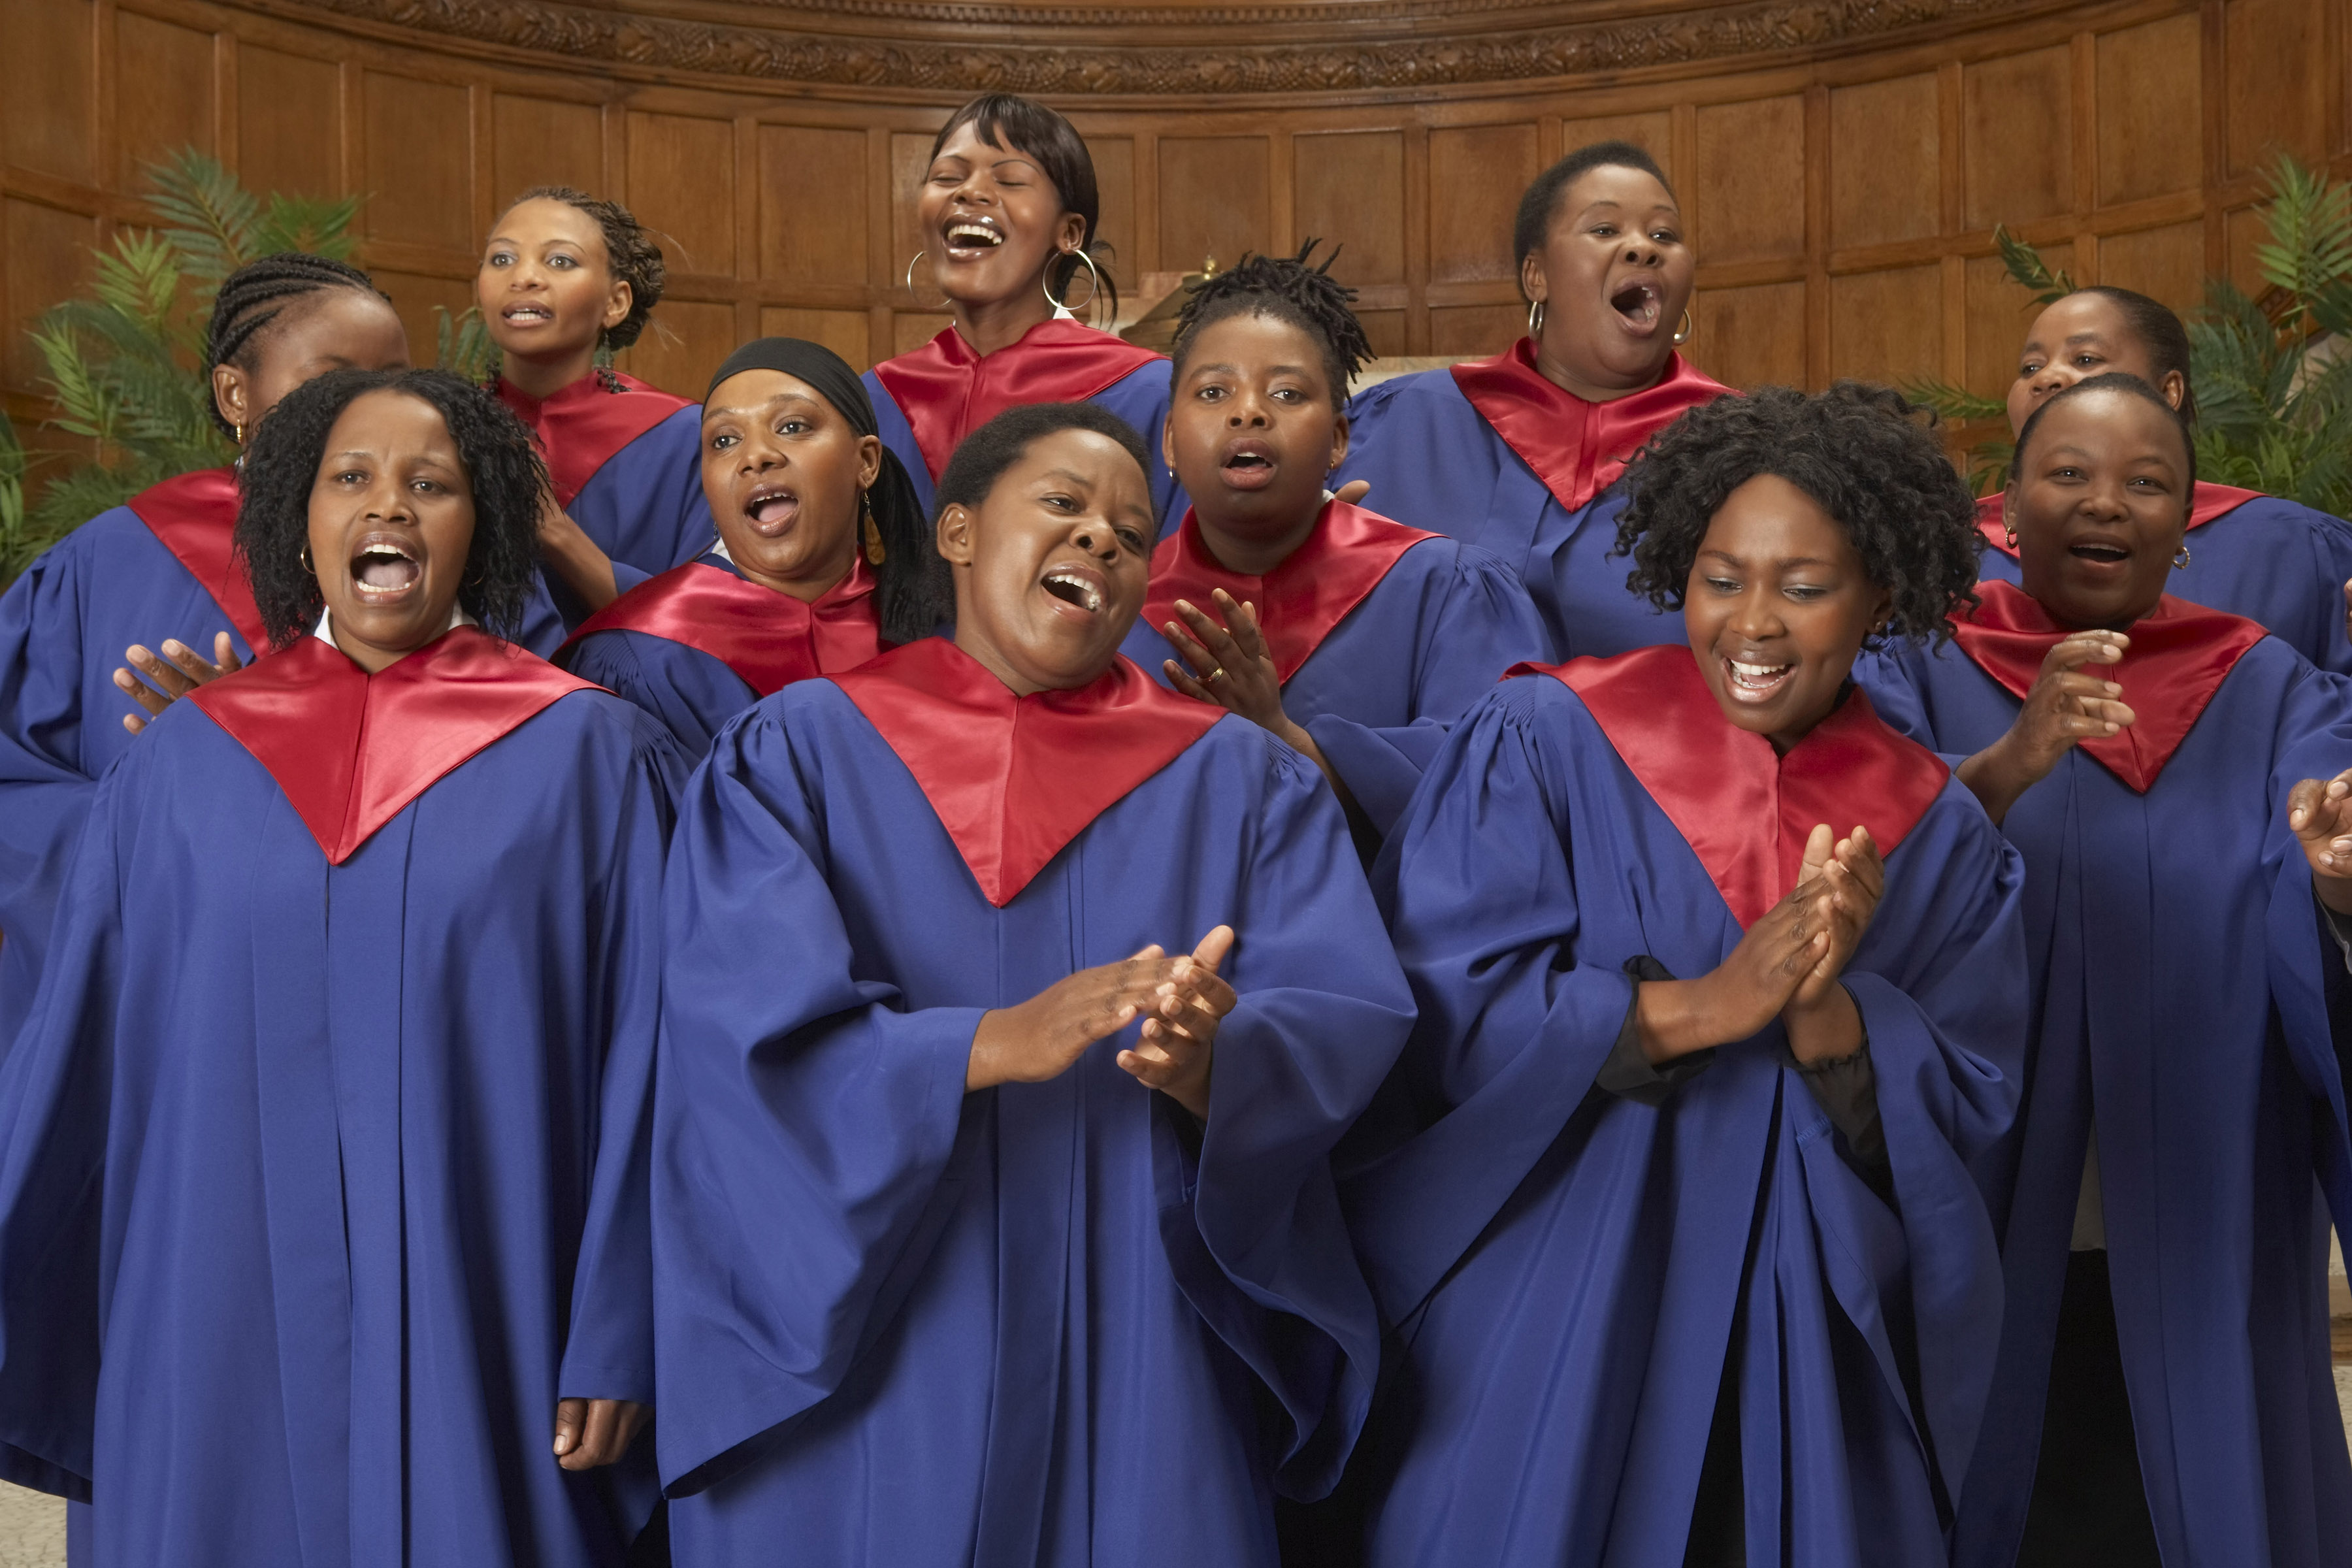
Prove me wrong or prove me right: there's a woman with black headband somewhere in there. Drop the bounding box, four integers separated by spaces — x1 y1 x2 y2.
559 338 952 758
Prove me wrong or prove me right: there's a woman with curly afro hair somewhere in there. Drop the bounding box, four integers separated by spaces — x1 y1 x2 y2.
478 186 717 634
1859 372 2352 1568
1335 382 2028 1568
0 365 681 1565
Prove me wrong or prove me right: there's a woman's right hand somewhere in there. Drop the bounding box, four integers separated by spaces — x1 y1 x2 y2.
1957 629 2136 825
1635 875 1835 1063
114 631 243 735
969 947 1186 1092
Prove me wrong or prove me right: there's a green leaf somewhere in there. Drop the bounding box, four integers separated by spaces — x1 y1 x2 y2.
433 306 501 384
140 149 261 284
1900 376 2006 424
257 192 363 260
1995 225 2077 305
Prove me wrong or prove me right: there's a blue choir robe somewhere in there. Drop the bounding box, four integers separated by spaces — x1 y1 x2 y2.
0 468 270 1058
1972 485 2352 674
0 627 678 1567
647 637 1416 1566
557 549 888 758
497 370 718 636
865 317 1188 525
1336 340 1727 658
1348 645 2027 1568
1857 580 2352 1568
1119 500 1552 834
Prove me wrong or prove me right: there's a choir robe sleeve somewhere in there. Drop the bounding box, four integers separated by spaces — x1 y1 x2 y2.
1301 544 1554 835
563 627 758 761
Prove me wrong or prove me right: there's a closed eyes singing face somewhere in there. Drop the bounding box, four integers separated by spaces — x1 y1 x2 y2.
306 389 477 671
476 198 629 365
700 368 880 600
917 123 1086 313
1683 472 1889 753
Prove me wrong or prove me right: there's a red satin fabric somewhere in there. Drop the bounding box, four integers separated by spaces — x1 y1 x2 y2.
1142 500 1437 685
496 372 694 507
1526 643 1950 928
1972 482 2266 559
126 467 268 651
189 627 595 864
1450 340 1729 514
1951 579 2265 793
559 559 886 695
870 319 1164 482
832 638 1222 907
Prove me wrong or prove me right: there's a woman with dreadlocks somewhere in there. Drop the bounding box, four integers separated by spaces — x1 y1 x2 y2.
0 252 409 1056
1119 244 1550 840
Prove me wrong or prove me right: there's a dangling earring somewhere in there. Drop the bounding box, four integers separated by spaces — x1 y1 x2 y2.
1041 248 1103 319
1526 299 1546 338
861 490 886 566
903 250 947 310
1673 308 1695 346
234 419 246 448
2173 542 2192 570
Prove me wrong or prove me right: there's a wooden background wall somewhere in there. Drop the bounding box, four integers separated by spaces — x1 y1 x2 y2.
2 0 2344 438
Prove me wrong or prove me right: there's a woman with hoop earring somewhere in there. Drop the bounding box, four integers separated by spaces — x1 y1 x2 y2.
1336 141 1729 661
867 93 1189 525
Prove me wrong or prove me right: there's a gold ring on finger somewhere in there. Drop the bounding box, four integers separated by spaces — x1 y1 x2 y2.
1206 667 1227 682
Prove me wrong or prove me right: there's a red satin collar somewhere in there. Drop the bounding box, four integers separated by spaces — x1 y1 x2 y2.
560 558 885 696
831 638 1222 907
1143 500 1436 684
1525 643 1949 928
496 372 693 507
1972 482 2266 558
1450 340 1729 514
189 627 594 864
870 319 1164 482
126 467 267 651
1950 580 2264 793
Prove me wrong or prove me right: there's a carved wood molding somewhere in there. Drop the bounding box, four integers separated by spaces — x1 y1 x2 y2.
250 0 2064 94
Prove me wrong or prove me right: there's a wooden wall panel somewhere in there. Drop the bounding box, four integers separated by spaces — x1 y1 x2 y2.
491 95 604 209
1159 136 1271 275
1693 281 1807 389
368 268 472 365
2098 220 2206 308
1428 123 1538 284
1963 48 2074 228
625 298 733 400
2097 16 2203 205
1829 74 1942 250
115 10 215 180
1560 112 1674 182
237 45 340 201
363 73 472 255
1430 302 1527 355
1963 246 2071 391
1691 97 1807 263
1294 131 1405 284
4 199 97 385
627 112 736 278
1089 135 1136 284
759 306 870 368
2226 0 2329 174
760 125 870 287
1828 265 1942 384
1 0 96 186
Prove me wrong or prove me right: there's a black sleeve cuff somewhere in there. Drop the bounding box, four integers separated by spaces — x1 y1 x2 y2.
1795 1038 1891 1199
2319 887 2352 976
1595 955 1716 1105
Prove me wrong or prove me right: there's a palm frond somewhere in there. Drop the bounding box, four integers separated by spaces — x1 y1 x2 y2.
140 149 263 283
258 192 365 261
2253 154 2352 334
1995 225 2077 305
433 306 501 384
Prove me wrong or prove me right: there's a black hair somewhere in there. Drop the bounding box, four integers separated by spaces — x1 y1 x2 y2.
934 402 1151 524
2010 370 2198 493
203 253 392 439
2053 286 2198 423
498 186 666 351
1613 382 1982 647
1171 240 1373 399
237 368 546 649
930 94 1119 321
1514 140 1676 278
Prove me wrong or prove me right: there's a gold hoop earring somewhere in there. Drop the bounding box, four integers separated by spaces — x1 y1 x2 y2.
902 250 947 310
1042 248 1103 319
2173 542 2191 570
861 489 886 566
1673 307 1695 346
299 544 314 574
2004 524 2018 549
234 419 246 449
1526 299 1546 338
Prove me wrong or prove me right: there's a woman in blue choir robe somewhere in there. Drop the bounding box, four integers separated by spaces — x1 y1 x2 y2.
0 368 674 1567
866 93 1187 524
1976 284 2352 672
1347 385 2024 1568
0 253 410 1059
1117 246 1550 841
1856 373 2352 1568
1335 140 1728 658
480 186 717 630
649 402 1416 1567
558 337 951 758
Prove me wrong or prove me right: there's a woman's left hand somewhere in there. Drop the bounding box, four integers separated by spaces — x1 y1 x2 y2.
2290 767 2352 913
552 1397 649 1470
114 632 244 736
1781 824 1882 1063
1116 925 1237 1121
1162 591 1300 742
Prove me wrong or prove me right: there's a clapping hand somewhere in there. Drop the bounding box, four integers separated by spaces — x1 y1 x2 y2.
1957 629 2135 825
2289 767 2352 915
114 631 242 735
1115 926 1237 1120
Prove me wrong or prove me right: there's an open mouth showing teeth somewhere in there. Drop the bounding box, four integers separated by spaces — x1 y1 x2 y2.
1224 453 1272 472
2070 540 2130 562
745 487 799 529
945 222 1004 250
1610 280 1661 326
502 303 553 321
1042 570 1104 613
351 539 421 593
1725 656 1792 693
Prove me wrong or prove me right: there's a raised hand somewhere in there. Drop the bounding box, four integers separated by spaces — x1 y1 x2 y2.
114 631 243 735
2289 767 2352 915
1162 591 1296 740
1331 479 1371 507
535 489 620 612
1116 925 1237 1120
1957 629 2136 825
1781 824 1882 1064
968 947 1184 1093
551 1397 649 1470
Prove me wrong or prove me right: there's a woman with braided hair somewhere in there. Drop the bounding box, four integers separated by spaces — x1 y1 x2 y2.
0 251 408 1056
1119 243 1549 841
478 185 718 629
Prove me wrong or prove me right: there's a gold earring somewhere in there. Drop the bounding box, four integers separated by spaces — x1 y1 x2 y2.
862 491 886 566
234 419 246 448
902 250 947 310
2004 524 2018 549
1673 308 1695 346
299 544 314 573
1526 299 1546 338
2173 542 2191 570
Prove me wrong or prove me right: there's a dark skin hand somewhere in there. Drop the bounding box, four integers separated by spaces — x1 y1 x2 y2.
1955 630 2136 826
115 631 243 734
2288 768 2352 917
1161 591 1360 819
536 488 621 613
552 1397 649 1470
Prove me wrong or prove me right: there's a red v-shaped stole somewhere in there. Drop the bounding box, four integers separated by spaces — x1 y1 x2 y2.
559 559 887 695
831 638 1222 907
1951 580 2264 793
190 628 595 863
1973 482 2266 559
1525 644 1950 928
870 319 1163 482
1143 500 1436 684
1451 341 1729 515
497 371 693 508
125 467 269 652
